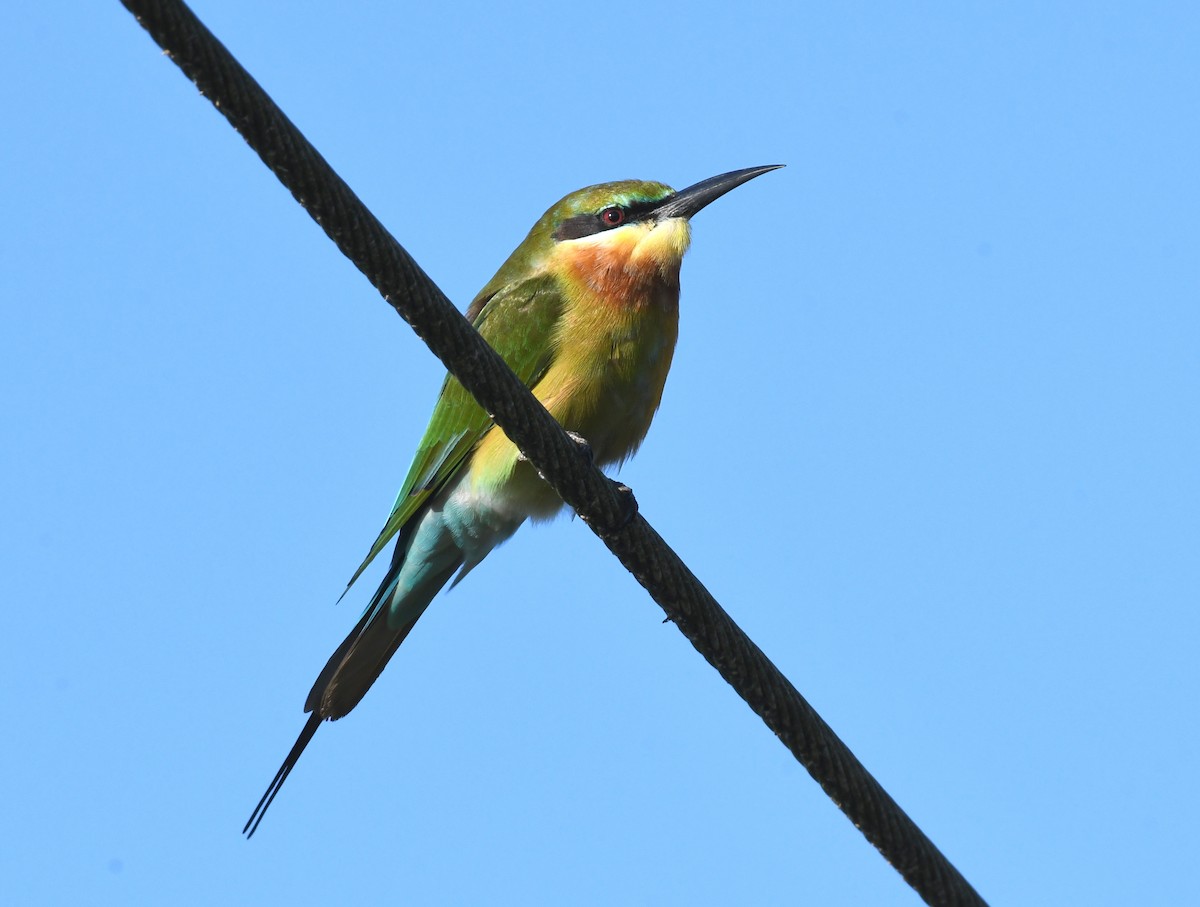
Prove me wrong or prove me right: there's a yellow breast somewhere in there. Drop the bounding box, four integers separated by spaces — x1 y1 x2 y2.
470 217 689 503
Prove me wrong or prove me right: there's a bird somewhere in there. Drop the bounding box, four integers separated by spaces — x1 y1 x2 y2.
244 164 783 837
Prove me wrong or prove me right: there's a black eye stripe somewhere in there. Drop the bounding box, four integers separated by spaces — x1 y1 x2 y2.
553 199 663 242
554 213 607 241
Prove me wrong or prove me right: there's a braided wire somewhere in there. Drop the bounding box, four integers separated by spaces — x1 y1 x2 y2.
119 2 988 904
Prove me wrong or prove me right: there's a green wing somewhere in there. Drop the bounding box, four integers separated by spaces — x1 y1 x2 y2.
342 273 564 591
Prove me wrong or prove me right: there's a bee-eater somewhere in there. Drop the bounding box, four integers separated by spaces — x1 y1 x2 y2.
244 164 782 836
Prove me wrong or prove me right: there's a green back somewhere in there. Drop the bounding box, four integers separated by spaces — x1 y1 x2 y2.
343 273 564 590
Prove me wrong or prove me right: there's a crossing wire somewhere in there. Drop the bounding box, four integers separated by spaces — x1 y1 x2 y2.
118 2 989 904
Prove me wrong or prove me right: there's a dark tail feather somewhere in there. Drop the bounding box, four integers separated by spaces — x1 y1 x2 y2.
304 611 422 718
305 528 452 718
243 711 322 838
242 614 424 838
244 537 455 838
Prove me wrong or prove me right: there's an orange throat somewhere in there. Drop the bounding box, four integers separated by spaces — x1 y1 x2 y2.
554 218 691 309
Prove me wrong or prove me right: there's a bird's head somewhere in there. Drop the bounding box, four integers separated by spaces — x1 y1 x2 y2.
472 166 783 312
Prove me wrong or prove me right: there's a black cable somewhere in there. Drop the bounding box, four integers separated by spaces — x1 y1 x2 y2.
118 2 989 904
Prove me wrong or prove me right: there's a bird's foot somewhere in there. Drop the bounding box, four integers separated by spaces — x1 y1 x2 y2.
565 430 593 464
610 481 638 528
587 480 639 538
517 431 593 466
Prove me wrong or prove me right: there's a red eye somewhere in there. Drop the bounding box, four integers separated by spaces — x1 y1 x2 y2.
599 206 625 227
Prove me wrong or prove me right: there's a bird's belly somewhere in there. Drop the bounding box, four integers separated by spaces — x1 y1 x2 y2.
570 369 662 463
547 314 676 467
469 305 677 516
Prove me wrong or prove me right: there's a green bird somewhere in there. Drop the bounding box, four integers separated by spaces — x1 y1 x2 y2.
244 165 782 836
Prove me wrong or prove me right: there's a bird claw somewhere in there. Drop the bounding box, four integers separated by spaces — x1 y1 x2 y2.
518 431 593 465
527 430 636 536
565 431 594 464
603 480 639 534
612 481 637 520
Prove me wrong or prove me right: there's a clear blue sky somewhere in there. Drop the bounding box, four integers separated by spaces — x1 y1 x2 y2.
3 2 1198 904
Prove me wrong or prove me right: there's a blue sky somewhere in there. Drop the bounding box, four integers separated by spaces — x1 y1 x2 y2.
3 2 1198 904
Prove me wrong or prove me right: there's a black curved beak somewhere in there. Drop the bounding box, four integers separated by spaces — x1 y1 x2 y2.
651 164 784 220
